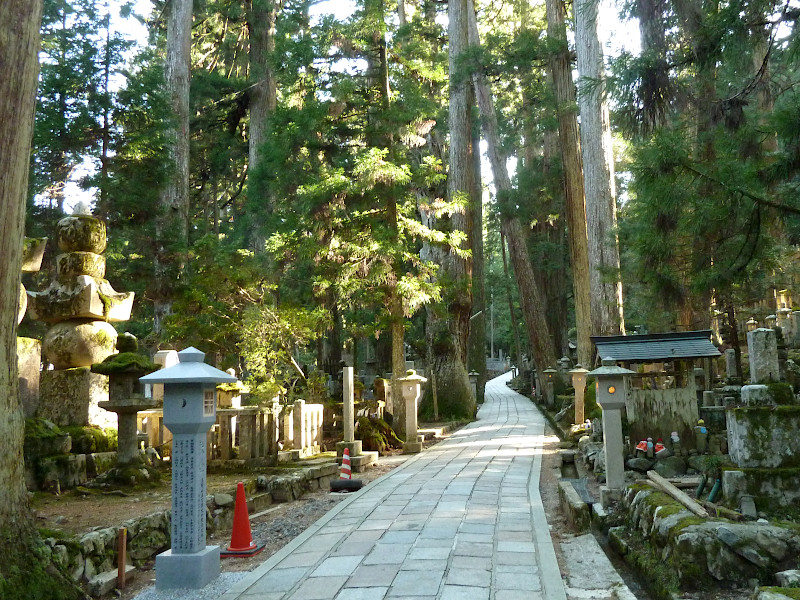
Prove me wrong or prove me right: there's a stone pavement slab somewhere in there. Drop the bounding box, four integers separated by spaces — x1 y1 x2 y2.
219 373 568 600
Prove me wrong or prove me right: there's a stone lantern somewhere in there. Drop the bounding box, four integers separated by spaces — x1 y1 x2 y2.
588 357 634 504
468 371 479 402
746 317 758 332
568 365 589 425
140 347 236 590
399 370 427 454
543 367 557 408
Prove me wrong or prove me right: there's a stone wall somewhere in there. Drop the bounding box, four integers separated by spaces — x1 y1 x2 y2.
626 383 699 451
43 463 339 597
612 484 800 590
726 406 800 468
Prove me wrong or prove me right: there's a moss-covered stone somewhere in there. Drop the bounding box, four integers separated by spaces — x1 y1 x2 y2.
63 426 117 454
90 352 159 375
56 214 106 253
768 382 796 405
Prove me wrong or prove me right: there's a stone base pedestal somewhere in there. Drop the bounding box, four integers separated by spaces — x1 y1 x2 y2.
155 546 220 589
336 440 363 457
403 441 423 454
17 337 41 418
599 485 622 508
39 367 110 428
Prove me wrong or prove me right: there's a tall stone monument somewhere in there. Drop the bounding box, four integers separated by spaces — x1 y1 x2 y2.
18 237 47 417
140 347 236 590
28 203 134 427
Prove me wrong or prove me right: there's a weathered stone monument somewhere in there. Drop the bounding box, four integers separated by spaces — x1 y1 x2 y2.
94 344 160 469
335 367 378 471
18 236 47 417
140 347 236 590
28 204 134 427
746 327 779 384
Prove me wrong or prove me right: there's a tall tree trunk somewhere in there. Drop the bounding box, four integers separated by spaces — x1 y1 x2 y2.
247 0 277 251
425 0 474 419
501 231 525 369
0 2 82 597
467 116 486 403
546 0 592 366
467 0 558 374
154 0 192 337
575 0 625 338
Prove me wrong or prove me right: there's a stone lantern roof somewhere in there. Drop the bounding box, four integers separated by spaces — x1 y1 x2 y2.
140 347 238 385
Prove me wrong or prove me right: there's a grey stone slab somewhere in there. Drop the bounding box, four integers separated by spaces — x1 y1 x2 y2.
335 587 389 600
331 542 374 557
419 527 459 539
399 559 448 571
407 546 451 560
362 543 412 565
458 523 494 535
454 541 493 558
247 567 309 593
388 520 425 531
450 555 490 571
311 555 364 577
495 551 536 566
494 591 544 600
297 533 345 554
496 564 538 574
357 519 394 530
445 567 491 587
379 530 419 544
496 531 534 542
439 585 490 600
413 537 454 549
388 569 444 597
495 571 541 591
497 541 535 553
288 575 348 599
455 533 493 544
278 550 328 568
345 564 400 588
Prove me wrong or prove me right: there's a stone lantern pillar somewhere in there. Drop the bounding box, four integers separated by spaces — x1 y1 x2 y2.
543 367 557 408
140 347 236 590
569 365 589 425
587 357 634 505
399 370 427 454
468 371 479 402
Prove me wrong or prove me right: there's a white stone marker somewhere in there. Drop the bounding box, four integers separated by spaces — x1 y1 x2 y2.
588 358 634 505
725 348 737 379
343 366 355 443
400 370 427 454
746 328 779 384
569 365 589 425
140 347 236 590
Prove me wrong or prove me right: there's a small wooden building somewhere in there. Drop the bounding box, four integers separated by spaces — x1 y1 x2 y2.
591 331 721 451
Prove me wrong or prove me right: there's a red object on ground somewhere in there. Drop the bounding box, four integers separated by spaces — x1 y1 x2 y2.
340 448 352 480
221 482 265 557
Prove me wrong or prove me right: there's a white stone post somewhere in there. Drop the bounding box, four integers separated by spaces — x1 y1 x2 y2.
343 367 354 443
569 366 589 425
294 399 306 454
399 371 427 454
747 328 779 383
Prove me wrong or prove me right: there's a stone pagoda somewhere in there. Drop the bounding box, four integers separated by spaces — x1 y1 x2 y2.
27 203 134 427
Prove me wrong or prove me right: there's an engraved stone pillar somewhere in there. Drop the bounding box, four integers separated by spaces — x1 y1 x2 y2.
746 328 779 384
294 399 306 454
140 347 236 590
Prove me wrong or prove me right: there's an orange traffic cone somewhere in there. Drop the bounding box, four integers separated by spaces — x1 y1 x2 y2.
340 448 352 480
330 447 363 492
221 482 265 557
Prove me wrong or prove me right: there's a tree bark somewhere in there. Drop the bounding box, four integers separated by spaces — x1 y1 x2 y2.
575 0 625 337
424 0 474 419
500 232 525 369
546 0 592 366
247 0 277 251
467 0 558 374
467 120 486 403
0 2 83 597
154 0 192 336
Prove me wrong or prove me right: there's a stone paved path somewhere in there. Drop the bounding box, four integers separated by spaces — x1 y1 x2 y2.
219 372 567 600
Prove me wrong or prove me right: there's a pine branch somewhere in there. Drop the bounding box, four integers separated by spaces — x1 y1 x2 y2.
681 164 800 217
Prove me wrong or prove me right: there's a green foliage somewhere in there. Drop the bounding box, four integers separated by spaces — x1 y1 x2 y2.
63 425 118 453
239 303 331 402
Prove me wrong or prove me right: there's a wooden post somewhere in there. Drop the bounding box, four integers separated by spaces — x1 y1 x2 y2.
117 527 127 589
